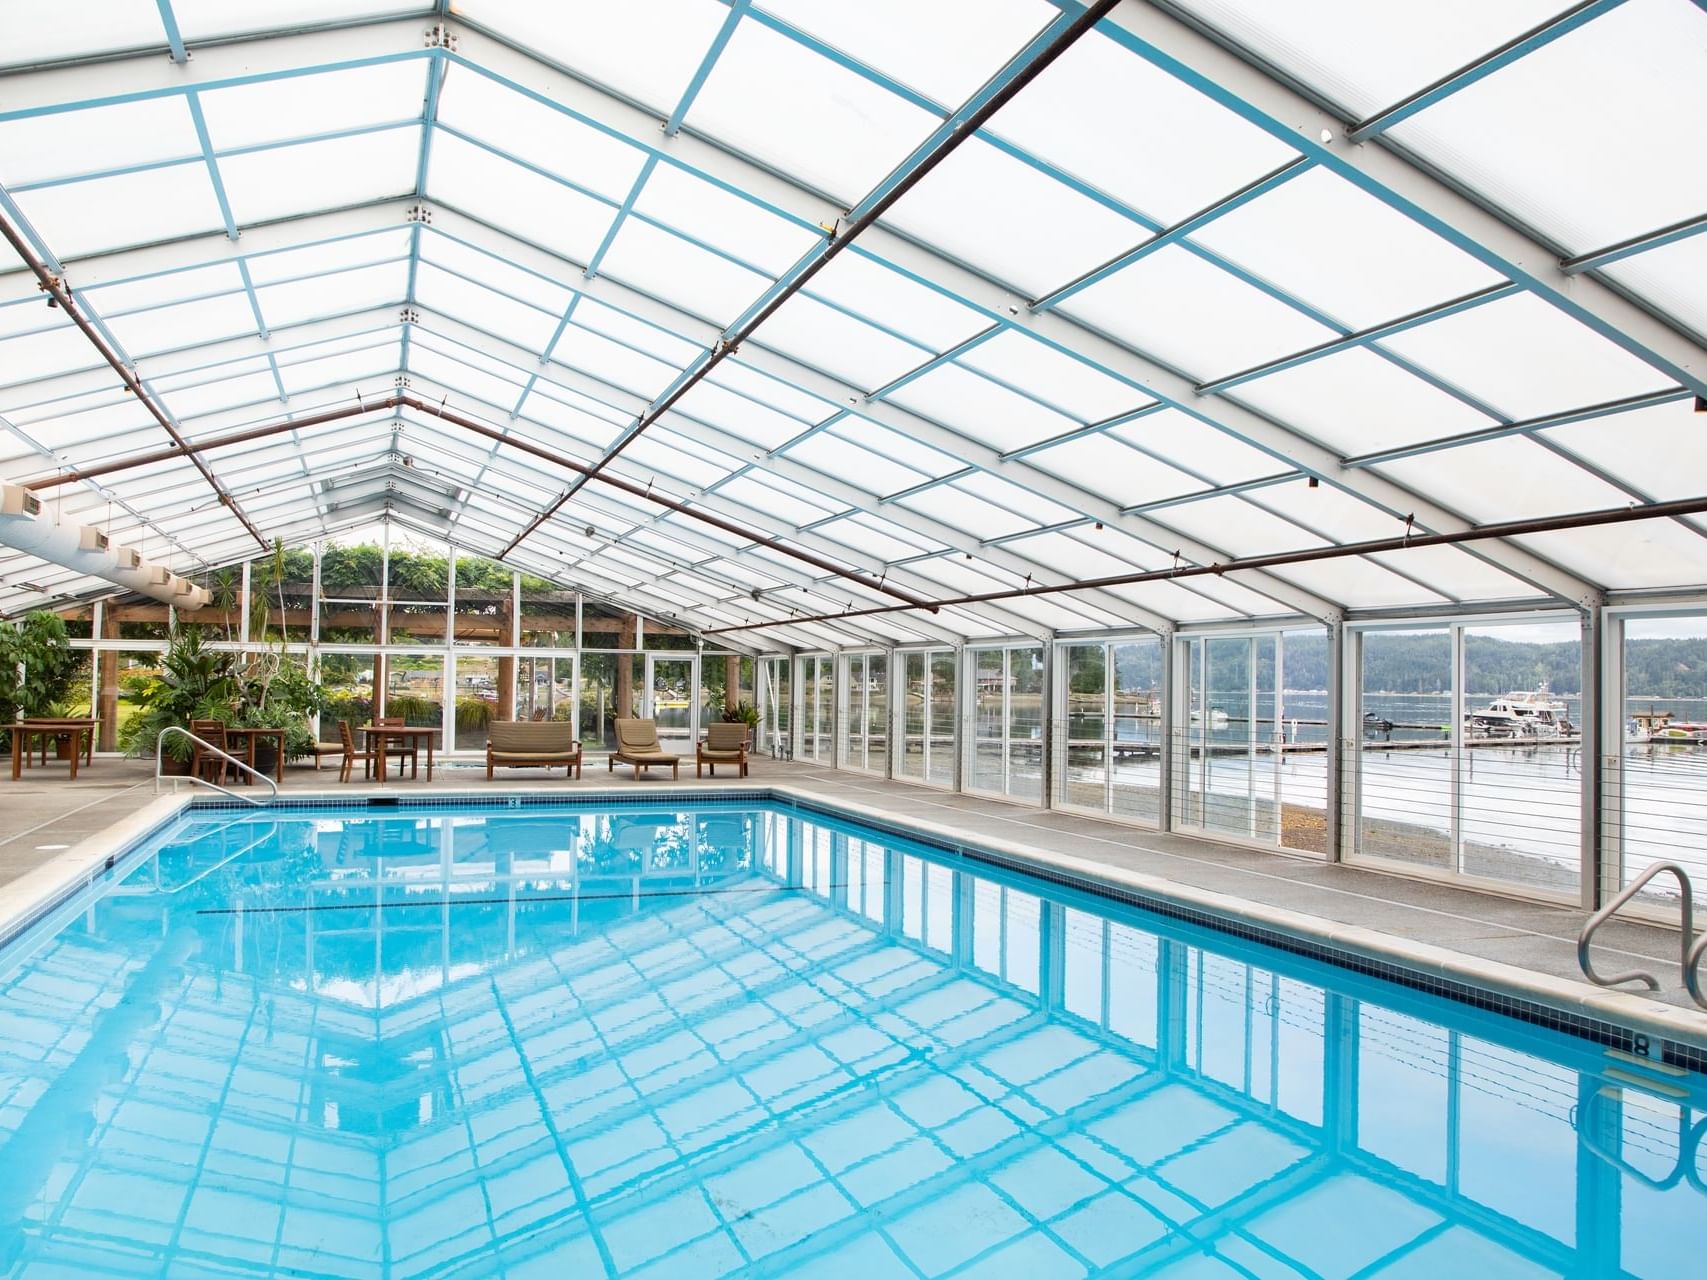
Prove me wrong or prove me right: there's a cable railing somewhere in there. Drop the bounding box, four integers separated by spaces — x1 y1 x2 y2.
154 727 279 806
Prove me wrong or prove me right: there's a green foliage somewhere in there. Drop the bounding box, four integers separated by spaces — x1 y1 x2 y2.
0 611 77 737
722 701 760 730
117 626 239 760
455 696 493 733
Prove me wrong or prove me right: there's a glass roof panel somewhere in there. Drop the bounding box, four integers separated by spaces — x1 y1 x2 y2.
1515 521 1707 591
1602 232 1707 341
685 19 940 203
707 360 837 423
1190 166 1506 328
757 294 927 391
171 0 421 39
420 233 574 317
103 293 260 357
0 97 198 187
758 0 1054 106
0 0 162 67
414 262 558 352
78 262 246 316
621 433 732 489
781 432 926 498
1273 557 1442 609
1027 433 1205 506
1369 545 1537 603
1377 292 1666 420
217 128 420 225
887 364 1079 452
1373 435 1632 524
1387 0 1707 253
244 228 413 286
1252 480 1410 544
812 514 938 561
716 473 843 527
278 347 400 396
988 29 1299 223
826 414 964 481
252 261 407 328
434 67 647 203
885 139 1144 297
1544 397 1707 501
1170 0 1563 120
955 471 1079 527
1107 580 1238 622
1062 245 1338 380
409 345 525 412
425 132 615 265
521 389 624 450
10 163 225 258
572 298 701 367
198 61 425 150
551 324 679 398
0 323 104 380
957 329 1151 423
808 252 988 351
457 0 731 113
669 381 805 450
634 164 818 276
1150 494 1329 558
1232 346 1496 456
896 484 1036 540
158 369 279 422
596 218 772 326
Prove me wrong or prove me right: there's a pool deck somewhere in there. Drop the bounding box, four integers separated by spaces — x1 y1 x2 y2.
6 753 1705 1050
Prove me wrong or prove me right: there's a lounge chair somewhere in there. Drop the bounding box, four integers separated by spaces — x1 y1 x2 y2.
487 721 582 779
610 718 680 780
696 722 750 778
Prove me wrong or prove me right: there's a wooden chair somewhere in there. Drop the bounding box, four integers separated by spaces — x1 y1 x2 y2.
610 718 681 780
337 720 375 784
375 714 417 779
696 723 750 778
305 729 347 770
188 718 231 785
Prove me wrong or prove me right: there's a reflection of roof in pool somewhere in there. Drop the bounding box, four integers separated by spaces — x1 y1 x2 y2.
0 833 1663 1278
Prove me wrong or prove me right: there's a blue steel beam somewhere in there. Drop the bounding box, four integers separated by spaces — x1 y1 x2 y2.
1562 211 1707 276
665 0 748 137
1346 0 1631 142
153 0 187 63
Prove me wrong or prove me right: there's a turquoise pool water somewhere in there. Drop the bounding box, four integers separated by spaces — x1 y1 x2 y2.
0 800 1701 1278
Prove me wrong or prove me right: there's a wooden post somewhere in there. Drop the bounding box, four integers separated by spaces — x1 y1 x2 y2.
616 613 637 717
98 606 119 752
497 655 517 724
724 655 739 714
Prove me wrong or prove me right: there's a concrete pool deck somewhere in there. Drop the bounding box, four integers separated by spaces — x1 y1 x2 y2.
5 753 1705 1052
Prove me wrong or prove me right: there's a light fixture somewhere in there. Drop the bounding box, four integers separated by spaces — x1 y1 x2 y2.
1307 476 1319 489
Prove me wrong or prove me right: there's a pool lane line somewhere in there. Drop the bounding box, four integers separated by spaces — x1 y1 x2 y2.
192 881 852 914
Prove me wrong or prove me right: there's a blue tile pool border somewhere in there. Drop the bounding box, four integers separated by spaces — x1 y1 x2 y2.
149 786 1706 1075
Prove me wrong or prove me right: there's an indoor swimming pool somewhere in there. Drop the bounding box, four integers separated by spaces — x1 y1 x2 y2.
0 798 1701 1278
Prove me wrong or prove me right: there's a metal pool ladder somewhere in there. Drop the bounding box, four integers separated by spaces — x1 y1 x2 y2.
154 727 278 806
1578 862 1707 1010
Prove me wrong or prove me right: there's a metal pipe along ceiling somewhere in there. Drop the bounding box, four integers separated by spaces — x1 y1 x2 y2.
23 393 936 610
497 0 1128 558
0 210 269 553
698 496 1707 634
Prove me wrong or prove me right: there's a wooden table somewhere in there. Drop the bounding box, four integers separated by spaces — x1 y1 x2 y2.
222 726 287 784
10 718 97 781
361 725 439 782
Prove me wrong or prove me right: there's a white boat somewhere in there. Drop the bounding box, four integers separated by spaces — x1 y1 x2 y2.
1465 685 1574 741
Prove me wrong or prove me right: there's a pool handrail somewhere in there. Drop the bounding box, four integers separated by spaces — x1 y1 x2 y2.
1577 861 1704 1008
154 726 278 806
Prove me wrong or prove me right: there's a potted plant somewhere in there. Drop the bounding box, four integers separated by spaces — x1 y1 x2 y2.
722 701 760 745
232 645 326 775
118 626 239 772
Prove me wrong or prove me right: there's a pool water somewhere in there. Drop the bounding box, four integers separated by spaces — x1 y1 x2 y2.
0 801 1701 1278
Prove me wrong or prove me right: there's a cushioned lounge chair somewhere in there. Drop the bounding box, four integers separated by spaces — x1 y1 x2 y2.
696 722 750 778
610 718 680 780
487 721 582 779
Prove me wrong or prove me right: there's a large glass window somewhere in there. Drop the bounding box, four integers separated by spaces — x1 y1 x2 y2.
797 653 833 763
386 530 449 645
898 648 957 787
450 652 499 750
578 652 634 753
838 651 887 773
758 656 790 756
519 577 575 647
452 552 512 645
1612 612 1707 925
1353 619 1580 898
967 644 1043 804
1057 637 1165 825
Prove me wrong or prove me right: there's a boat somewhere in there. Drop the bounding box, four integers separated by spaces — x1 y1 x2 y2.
1464 684 1575 741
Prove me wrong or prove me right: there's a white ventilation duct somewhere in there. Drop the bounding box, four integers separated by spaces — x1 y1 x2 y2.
0 484 209 609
